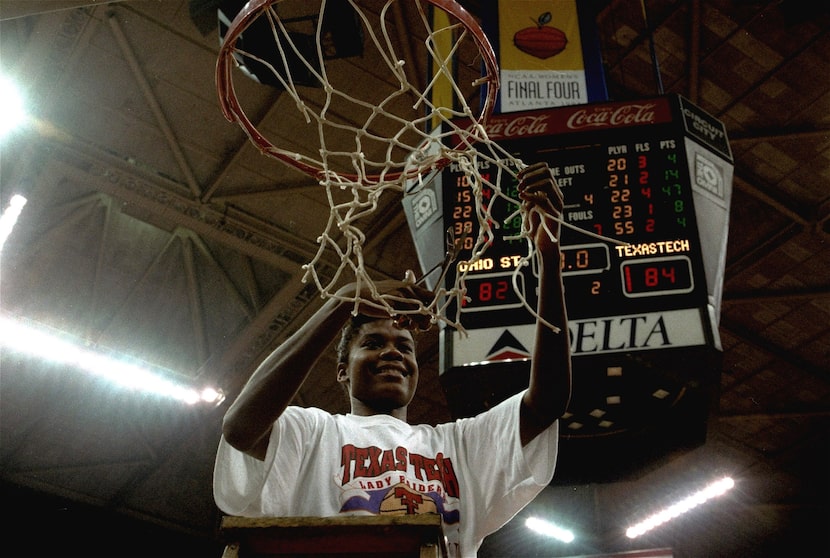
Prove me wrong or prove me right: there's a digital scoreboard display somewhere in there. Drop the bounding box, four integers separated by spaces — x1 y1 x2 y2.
440 95 733 337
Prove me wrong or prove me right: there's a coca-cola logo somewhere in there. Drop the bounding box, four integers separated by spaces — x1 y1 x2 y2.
567 103 658 130
462 115 551 139
454 102 661 143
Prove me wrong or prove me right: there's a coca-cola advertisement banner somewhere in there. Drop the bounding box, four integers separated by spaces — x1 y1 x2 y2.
452 97 674 145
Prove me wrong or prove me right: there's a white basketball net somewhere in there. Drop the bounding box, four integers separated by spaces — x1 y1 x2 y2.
217 0 605 331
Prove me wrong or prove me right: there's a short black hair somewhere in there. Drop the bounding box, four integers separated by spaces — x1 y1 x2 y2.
336 314 379 366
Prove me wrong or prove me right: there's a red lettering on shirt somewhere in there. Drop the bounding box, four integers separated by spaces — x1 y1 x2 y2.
340 445 460 498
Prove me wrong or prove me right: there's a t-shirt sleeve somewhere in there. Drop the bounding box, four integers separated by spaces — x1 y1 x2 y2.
213 433 269 515
213 406 319 516
457 389 559 538
521 405 560 486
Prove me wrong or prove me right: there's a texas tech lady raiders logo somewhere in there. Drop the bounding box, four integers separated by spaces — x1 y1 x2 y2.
338 444 461 524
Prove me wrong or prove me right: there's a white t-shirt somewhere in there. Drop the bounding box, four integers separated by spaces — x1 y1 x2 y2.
213 390 559 557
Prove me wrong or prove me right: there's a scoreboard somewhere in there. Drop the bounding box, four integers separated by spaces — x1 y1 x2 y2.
404 95 733 481
428 95 733 364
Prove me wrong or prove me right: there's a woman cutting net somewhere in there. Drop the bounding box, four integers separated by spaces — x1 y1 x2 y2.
213 162 571 558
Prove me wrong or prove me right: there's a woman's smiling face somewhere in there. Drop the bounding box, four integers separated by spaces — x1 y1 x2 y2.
337 318 419 415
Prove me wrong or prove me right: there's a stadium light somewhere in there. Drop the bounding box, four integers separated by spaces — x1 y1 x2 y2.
0 75 26 137
0 315 225 406
0 194 27 252
626 476 735 538
526 516 575 543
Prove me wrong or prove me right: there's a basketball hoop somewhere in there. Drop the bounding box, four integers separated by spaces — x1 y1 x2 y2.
215 0 553 330
217 0 499 183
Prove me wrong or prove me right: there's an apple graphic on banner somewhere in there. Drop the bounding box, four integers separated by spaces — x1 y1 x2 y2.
513 12 568 59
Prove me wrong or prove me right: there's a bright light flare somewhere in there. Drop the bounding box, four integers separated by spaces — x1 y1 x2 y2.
526 516 574 543
0 315 225 405
0 75 26 136
626 476 735 538
0 194 27 251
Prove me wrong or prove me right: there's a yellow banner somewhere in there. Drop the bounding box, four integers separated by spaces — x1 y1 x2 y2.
497 0 587 111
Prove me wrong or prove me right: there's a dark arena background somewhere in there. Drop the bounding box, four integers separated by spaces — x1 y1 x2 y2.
0 1 827 557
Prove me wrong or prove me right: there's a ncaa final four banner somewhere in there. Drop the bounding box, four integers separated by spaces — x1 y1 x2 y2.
482 0 609 113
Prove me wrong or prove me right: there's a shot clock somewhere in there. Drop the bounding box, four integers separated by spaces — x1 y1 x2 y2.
561 243 610 276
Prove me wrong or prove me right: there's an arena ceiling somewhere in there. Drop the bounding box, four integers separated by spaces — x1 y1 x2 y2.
0 1 827 556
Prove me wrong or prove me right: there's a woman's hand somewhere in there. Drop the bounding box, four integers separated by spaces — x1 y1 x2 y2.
335 275 434 331
517 162 564 252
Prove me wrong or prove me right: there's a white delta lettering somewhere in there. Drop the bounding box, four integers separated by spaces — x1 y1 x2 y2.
615 239 691 257
569 314 671 353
